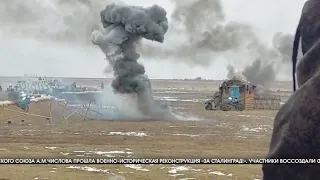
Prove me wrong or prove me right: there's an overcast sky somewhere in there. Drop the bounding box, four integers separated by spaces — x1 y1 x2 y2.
0 0 307 79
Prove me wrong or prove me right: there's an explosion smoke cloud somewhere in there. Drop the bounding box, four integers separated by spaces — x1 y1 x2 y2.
0 0 108 45
137 0 257 66
227 32 300 87
91 3 176 120
137 0 297 86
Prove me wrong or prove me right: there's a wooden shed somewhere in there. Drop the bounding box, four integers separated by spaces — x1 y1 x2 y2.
217 76 281 110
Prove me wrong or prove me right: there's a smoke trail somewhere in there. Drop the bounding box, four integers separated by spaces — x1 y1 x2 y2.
226 59 275 87
226 65 236 79
243 59 275 86
91 3 176 119
272 32 302 63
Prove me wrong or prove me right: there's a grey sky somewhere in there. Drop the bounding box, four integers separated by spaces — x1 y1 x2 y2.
0 0 306 79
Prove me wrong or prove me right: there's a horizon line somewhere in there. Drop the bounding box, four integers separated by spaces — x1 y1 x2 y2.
0 75 293 82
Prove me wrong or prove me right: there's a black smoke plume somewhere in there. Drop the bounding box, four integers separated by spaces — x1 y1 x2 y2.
227 32 299 87
91 3 176 119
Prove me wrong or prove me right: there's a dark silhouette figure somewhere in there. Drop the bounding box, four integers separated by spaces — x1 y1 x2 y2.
292 0 320 91
101 82 104 90
264 1 320 179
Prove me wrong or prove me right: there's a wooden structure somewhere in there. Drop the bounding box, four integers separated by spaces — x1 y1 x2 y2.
55 91 110 122
216 76 281 110
254 94 281 110
56 99 103 123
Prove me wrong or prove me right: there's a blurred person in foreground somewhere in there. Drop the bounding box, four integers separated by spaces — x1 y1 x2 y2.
263 0 320 179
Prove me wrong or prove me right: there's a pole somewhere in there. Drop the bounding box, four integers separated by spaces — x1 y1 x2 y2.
48 100 52 123
83 101 92 120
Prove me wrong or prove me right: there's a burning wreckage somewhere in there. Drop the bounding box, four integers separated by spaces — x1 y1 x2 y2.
205 75 282 111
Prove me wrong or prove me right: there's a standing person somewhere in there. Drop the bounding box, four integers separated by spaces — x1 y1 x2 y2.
6 84 13 92
101 82 104 90
14 84 19 91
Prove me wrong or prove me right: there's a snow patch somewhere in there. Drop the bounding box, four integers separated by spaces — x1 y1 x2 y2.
66 166 109 173
108 132 147 137
45 147 57 150
209 171 232 176
124 164 149 172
